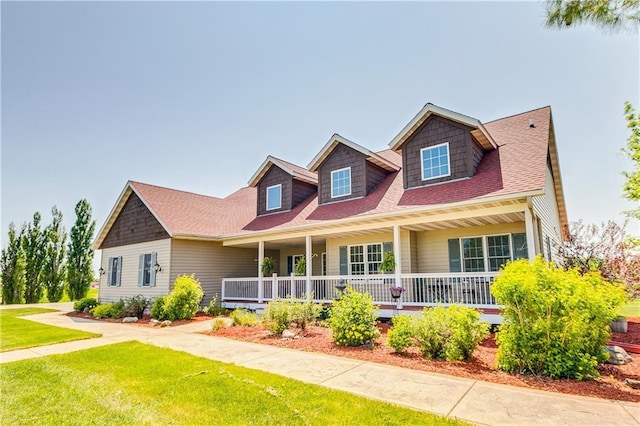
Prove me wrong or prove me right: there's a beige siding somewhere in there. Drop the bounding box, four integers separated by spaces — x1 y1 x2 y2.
532 166 563 263
98 239 172 303
325 231 411 275
170 239 256 304
416 223 527 273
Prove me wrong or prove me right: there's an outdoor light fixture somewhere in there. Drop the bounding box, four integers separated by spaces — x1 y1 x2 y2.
98 267 105 275
154 262 162 273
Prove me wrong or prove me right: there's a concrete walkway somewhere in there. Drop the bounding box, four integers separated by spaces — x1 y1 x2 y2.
1 304 639 425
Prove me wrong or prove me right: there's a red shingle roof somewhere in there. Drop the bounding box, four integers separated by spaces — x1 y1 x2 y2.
101 105 555 242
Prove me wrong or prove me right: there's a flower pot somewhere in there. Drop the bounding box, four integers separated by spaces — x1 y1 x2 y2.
610 319 628 333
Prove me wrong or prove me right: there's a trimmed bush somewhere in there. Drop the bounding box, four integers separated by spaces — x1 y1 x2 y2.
73 297 98 312
204 294 227 317
150 296 165 320
492 257 627 380
264 298 322 335
91 302 124 319
161 274 204 321
387 314 415 354
211 317 228 331
413 305 489 361
327 286 379 347
230 308 259 327
121 295 149 319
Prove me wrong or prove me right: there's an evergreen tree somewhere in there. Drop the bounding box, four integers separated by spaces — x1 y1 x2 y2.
545 0 639 32
66 199 96 300
43 206 67 302
23 212 47 303
0 223 25 304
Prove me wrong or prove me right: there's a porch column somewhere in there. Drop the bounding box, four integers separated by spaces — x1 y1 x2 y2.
258 241 264 303
393 225 402 287
524 208 536 261
305 235 312 301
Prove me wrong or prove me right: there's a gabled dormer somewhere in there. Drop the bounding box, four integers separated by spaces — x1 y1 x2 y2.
308 134 400 205
249 156 317 216
389 103 497 189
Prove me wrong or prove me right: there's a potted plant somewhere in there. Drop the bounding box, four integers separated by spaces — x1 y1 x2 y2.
295 257 306 276
389 286 405 299
379 252 395 274
261 257 275 276
610 315 628 333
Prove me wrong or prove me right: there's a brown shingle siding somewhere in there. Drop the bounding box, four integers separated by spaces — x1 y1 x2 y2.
257 165 292 215
292 180 317 206
366 162 388 193
318 144 366 204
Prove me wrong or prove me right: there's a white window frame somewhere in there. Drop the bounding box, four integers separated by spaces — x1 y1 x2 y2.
331 167 352 198
348 243 383 275
456 233 522 272
420 142 451 181
108 256 122 287
266 184 282 211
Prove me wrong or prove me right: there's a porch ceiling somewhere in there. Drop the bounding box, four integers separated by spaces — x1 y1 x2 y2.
402 211 525 232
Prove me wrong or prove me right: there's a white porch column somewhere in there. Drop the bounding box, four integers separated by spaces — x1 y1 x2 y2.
393 225 402 309
305 235 312 301
258 241 264 303
524 208 536 261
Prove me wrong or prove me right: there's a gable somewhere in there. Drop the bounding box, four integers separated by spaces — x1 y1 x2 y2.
100 192 169 249
256 165 293 215
318 144 367 204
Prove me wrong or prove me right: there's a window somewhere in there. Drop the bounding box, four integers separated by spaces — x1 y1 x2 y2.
331 167 351 198
107 256 122 287
487 235 511 271
287 254 305 275
421 143 450 181
138 252 157 287
321 252 327 276
266 184 282 211
349 243 383 275
461 237 485 272
449 233 529 273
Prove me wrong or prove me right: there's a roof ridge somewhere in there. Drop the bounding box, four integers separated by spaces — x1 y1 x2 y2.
484 105 551 124
129 180 222 200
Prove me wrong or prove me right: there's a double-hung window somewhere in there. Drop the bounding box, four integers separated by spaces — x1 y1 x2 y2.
331 167 351 198
266 184 282 211
449 233 528 273
349 243 383 275
138 252 157 287
461 237 485 272
421 143 450 181
107 256 122 287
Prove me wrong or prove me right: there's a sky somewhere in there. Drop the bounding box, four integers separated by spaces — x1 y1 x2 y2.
2 1 639 267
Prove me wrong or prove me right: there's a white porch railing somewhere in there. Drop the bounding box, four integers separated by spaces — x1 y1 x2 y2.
222 272 499 308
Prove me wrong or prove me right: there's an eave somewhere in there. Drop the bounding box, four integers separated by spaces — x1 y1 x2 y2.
307 134 400 173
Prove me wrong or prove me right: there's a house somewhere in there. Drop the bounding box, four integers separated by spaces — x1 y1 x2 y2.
93 103 568 321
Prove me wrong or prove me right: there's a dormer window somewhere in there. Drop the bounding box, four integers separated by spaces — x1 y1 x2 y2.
266 184 282 210
421 142 450 181
331 167 351 198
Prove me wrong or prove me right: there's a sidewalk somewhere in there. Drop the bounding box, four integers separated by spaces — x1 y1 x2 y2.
1 304 639 425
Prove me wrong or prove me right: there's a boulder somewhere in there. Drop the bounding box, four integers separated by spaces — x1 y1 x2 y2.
83 307 90 313
604 346 632 365
150 319 161 326
160 320 172 327
282 329 297 338
122 316 139 323
625 378 640 389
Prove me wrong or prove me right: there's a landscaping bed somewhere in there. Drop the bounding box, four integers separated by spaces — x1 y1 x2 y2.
66 311 213 327
206 318 640 403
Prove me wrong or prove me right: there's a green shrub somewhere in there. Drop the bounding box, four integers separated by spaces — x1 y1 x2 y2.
73 297 98 312
161 274 204 321
387 315 415 354
492 257 627 380
204 294 227 317
211 317 228 331
327 286 379 347
91 302 124 319
230 308 259 327
264 298 322 335
413 306 489 361
121 295 149 319
150 296 165 320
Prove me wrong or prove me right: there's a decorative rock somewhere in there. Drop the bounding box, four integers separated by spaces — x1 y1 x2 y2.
282 329 296 338
83 307 90 313
625 378 640 389
160 320 172 327
150 319 161 326
605 346 632 365
610 319 628 333
122 316 139 323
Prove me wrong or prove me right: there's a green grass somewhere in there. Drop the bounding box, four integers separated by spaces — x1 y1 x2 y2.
0 342 466 425
0 308 100 352
620 299 640 317
38 287 98 303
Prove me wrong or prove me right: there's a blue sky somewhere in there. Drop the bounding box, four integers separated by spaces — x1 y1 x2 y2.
2 1 639 259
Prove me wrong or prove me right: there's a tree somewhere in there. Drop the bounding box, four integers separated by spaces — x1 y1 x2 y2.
545 0 640 31
66 199 96 300
22 212 47 303
0 223 25 304
623 102 640 220
43 206 67 302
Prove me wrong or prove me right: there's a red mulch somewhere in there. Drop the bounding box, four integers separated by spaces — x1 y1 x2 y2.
65 311 212 327
206 318 640 403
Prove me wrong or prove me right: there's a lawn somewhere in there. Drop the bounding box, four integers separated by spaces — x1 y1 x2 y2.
38 287 98 303
0 308 100 352
0 342 465 426
621 299 640 318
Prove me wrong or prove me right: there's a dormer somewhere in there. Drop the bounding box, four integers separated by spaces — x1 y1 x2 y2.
248 156 317 216
389 103 497 189
308 134 400 205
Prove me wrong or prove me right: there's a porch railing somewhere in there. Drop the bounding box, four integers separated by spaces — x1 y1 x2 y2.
222 272 499 308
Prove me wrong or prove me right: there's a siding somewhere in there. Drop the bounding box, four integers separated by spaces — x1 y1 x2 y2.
98 239 171 303
101 192 169 249
365 162 388 194
470 139 484 175
532 166 564 263
415 223 527 273
402 115 475 189
170 239 257 305
325 232 411 275
292 180 317 207
318 144 366 204
256 165 292 215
